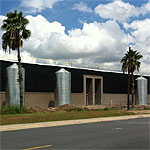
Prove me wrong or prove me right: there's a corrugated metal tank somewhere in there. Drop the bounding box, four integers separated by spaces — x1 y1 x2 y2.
55 68 71 106
136 76 148 105
6 63 25 106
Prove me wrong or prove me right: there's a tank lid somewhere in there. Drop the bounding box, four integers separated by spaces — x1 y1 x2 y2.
56 68 70 74
7 63 18 69
136 76 147 80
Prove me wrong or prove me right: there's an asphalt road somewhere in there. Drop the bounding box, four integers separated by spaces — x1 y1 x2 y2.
1 117 150 150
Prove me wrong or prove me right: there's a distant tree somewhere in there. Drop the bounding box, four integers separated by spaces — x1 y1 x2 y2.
121 47 143 110
1 10 31 108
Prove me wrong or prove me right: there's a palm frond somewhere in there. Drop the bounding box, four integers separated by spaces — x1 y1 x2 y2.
120 47 143 74
22 29 31 39
1 10 31 53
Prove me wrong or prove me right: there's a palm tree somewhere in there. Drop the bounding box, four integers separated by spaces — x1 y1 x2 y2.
1 10 31 108
121 47 143 110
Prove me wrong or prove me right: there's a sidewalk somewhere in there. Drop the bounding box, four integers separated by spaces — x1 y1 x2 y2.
0 114 149 132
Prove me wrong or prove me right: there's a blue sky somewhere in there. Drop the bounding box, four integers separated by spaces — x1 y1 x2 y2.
0 0 150 74
1 0 149 32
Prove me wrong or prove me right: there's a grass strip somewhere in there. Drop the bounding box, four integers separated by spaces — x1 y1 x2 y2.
0 110 135 125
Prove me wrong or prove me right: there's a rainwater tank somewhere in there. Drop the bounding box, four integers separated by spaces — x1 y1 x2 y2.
55 68 71 106
6 63 25 106
136 76 148 105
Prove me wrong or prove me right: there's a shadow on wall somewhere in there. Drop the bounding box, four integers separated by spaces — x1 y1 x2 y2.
2 101 6 107
48 100 55 107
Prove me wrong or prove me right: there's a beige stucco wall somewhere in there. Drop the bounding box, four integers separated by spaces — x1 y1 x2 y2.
25 92 54 108
0 92 5 106
0 92 54 108
103 94 150 106
71 93 85 106
25 93 85 108
1 92 150 108
102 94 127 106
148 95 150 105
0 92 85 108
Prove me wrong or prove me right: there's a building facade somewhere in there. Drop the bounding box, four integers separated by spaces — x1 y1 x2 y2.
0 60 150 108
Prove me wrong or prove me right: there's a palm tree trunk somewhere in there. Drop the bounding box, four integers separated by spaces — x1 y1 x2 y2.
127 71 130 110
17 47 23 108
131 72 135 108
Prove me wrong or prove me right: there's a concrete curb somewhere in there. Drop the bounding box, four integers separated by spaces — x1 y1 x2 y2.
0 114 150 132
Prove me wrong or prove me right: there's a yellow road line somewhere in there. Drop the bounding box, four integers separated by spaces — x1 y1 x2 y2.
24 145 52 150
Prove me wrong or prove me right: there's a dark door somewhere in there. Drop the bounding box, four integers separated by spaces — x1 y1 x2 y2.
86 78 93 105
95 79 101 105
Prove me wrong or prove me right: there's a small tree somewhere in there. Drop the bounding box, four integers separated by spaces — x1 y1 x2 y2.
1 10 31 108
121 47 143 110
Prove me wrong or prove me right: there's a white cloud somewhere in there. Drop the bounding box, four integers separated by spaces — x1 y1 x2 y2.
0 50 36 63
124 19 150 74
20 0 63 13
140 62 150 75
21 51 37 63
72 2 92 13
95 0 150 23
141 0 150 15
0 14 149 74
21 15 131 68
125 19 150 45
0 15 128 62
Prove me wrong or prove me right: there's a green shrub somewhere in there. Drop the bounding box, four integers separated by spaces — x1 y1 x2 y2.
103 107 110 111
91 108 110 111
75 107 85 112
57 105 85 112
0 105 27 115
91 109 102 111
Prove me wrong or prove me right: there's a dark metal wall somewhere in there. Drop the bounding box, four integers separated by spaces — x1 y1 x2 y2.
0 60 150 94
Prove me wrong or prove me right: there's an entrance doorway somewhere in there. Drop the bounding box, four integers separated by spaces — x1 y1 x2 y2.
95 79 101 105
84 75 103 106
86 78 93 105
